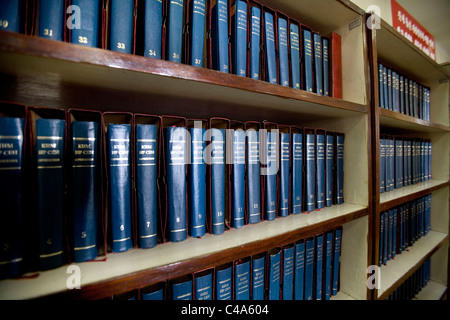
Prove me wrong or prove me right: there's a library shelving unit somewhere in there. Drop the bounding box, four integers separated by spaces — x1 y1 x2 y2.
367 18 450 300
0 0 371 300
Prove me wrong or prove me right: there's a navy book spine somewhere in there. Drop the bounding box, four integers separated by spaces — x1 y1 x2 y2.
0 0 22 33
277 17 289 87
0 117 25 278
172 278 193 300
232 129 245 228
234 260 250 300
395 138 403 189
305 133 315 211
166 126 187 242
389 139 395 191
332 228 342 296
315 234 324 300
211 0 229 72
136 124 158 248
382 65 388 110
279 132 290 217
167 0 185 63
268 249 281 300
247 129 261 224
379 211 384 266
144 0 163 59
195 272 213 300
38 0 65 41
108 124 133 252
264 130 277 221
316 132 325 209
324 231 333 300
110 0 134 53
282 246 295 300
294 241 305 300
392 208 397 257
210 128 226 234
70 0 101 47
251 255 265 300
249 6 261 80
216 265 232 300
393 72 399 112
378 63 385 109
387 68 392 110
304 237 315 300
189 127 206 237
380 138 386 193
142 286 164 300
325 134 333 206
263 11 277 84
190 0 206 66
322 37 329 96
231 0 247 76
313 33 323 95
291 133 302 213
383 210 388 264
399 75 405 113
336 134 344 204
36 118 66 270
72 121 99 262
289 23 300 89
303 29 313 92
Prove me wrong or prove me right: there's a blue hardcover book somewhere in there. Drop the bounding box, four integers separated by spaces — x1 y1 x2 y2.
249 6 261 80
324 231 333 300
216 265 232 300
378 63 385 108
303 29 313 92
289 23 300 89
38 0 64 41
235 260 250 300
385 138 391 192
141 285 164 300
397 207 403 254
282 246 295 300
399 75 404 113
387 68 393 110
190 0 206 66
268 249 281 300
316 132 325 209
325 134 333 206
294 240 305 300
36 118 65 270
195 271 213 300
277 17 289 87
232 129 245 228
313 33 323 95
305 133 315 211
383 210 388 264
0 0 22 33
144 0 163 59
393 72 399 112
210 128 225 234
427 142 432 180
392 208 397 257
404 78 410 115
379 211 384 266
383 66 388 110
380 138 386 193
389 138 395 191
304 237 315 300
70 0 100 47
211 0 229 72
110 0 134 53
279 132 290 217
172 278 192 300
315 234 323 300
332 228 341 296
108 124 132 252
264 130 277 220
263 11 277 84
231 0 247 76
166 126 187 242
388 209 393 260
167 0 184 62
291 133 302 214
189 127 206 237
322 37 329 96
247 129 261 224
136 124 158 248
402 140 408 186
0 117 25 279
395 138 403 189
251 254 265 300
336 134 344 204
72 121 99 262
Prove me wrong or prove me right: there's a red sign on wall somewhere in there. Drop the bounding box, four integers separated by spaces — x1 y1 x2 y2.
391 0 436 61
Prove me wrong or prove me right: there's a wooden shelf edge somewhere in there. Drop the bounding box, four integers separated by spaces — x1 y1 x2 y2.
379 108 450 133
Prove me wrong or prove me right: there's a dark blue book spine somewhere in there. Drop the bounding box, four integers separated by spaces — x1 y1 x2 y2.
167 0 184 62
389 139 395 191
210 128 225 234
211 0 229 72
378 63 385 108
383 211 388 264
264 131 277 220
263 11 277 84
38 0 65 41
313 33 323 95
379 211 384 266
393 72 399 112
142 287 164 300
144 0 163 59
282 246 294 300
247 129 261 224
36 119 65 270
332 229 341 296
382 66 388 110
427 142 432 180
235 260 250 300
136 124 158 248
110 0 134 53
166 127 187 242
305 133 315 211
249 7 261 80
397 207 403 254
70 0 100 47
324 231 333 300
72 121 99 262
231 0 247 76
251 255 265 300
388 209 393 260
399 75 404 113
392 208 397 257
325 134 333 206
294 241 305 300
216 265 232 300
385 139 391 192
289 23 300 89
232 129 245 228
304 237 315 300
291 133 302 213
0 0 22 33
315 234 323 300
172 279 192 300
322 37 329 96
268 250 281 300
316 133 325 209
380 138 386 193
336 135 344 204
387 68 392 110
303 30 313 92
195 272 213 300
0 117 25 279
189 128 206 237
108 124 132 252
190 0 206 66
277 17 289 87
395 138 403 189
279 133 290 217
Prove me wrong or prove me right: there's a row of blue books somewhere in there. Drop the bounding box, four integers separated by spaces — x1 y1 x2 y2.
380 135 432 194
114 227 342 300
386 258 431 300
378 62 430 121
378 195 431 266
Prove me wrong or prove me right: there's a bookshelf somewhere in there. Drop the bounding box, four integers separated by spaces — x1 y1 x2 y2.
367 18 450 300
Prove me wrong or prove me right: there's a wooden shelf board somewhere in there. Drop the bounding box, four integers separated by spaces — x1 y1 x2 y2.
379 108 450 133
0 203 367 300
413 281 447 300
